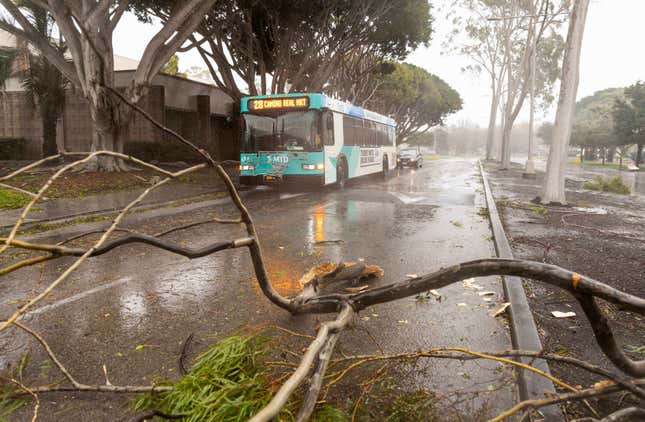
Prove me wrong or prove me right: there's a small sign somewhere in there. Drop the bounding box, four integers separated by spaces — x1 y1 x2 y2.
249 97 309 111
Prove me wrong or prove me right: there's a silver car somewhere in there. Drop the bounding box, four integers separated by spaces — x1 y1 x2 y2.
397 149 423 168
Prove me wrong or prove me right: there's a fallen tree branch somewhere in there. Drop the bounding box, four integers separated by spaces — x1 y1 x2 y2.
250 304 355 422
0 163 205 332
1 234 254 259
330 349 645 400
491 378 645 422
572 407 645 422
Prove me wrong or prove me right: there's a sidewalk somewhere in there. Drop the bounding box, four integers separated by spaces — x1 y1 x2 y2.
0 182 222 229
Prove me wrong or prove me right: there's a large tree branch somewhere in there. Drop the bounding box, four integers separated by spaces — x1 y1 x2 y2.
0 0 79 85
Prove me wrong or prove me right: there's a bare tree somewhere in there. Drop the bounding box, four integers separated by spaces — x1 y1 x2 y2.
542 0 590 204
0 0 215 171
499 0 569 170
447 0 567 164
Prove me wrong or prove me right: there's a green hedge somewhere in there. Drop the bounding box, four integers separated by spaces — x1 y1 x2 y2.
0 138 26 160
124 140 201 162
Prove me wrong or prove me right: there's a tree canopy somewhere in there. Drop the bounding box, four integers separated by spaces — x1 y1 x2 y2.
366 62 462 143
570 87 624 151
613 81 645 165
131 0 432 102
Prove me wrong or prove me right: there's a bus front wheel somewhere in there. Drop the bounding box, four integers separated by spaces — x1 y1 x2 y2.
382 157 390 179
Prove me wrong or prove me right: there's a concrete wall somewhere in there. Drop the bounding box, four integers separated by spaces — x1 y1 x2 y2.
60 85 167 152
0 92 43 158
114 71 235 116
1 78 237 161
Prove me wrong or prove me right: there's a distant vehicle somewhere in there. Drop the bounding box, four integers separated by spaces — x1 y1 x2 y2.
239 93 397 188
397 149 423 168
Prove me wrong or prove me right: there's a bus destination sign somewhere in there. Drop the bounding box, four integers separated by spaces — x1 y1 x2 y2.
248 97 309 111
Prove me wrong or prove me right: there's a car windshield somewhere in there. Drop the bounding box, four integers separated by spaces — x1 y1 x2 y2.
243 111 321 152
400 150 417 156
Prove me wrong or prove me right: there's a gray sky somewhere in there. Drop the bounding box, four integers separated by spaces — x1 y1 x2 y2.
113 0 645 127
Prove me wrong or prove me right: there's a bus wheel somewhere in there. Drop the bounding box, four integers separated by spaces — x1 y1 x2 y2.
382 157 390 179
336 162 346 189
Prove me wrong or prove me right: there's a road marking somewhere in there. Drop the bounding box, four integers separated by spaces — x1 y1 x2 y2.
25 277 132 317
279 193 305 200
388 192 425 204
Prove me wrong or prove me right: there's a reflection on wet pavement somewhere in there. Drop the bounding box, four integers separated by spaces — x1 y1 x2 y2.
0 158 517 420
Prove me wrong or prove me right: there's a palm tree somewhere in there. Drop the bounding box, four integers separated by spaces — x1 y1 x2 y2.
19 2 69 157
0 48 18 91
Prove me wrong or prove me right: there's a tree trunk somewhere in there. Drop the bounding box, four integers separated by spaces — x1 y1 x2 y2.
485 90 500 161
608 146 615 162
637 142 644 167
579 147 584 163
542 0 590 205
500 117 512 169
42 114 58 157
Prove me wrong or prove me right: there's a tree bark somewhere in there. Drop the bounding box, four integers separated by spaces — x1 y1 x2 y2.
542 0 590 204
486 89 500 161
636 142 644 167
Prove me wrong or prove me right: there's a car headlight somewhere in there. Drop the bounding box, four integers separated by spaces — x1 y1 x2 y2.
397 158 401 162
241 164 255 171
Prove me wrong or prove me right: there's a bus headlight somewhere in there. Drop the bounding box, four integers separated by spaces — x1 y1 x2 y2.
302 163 324 170
241 164 255 171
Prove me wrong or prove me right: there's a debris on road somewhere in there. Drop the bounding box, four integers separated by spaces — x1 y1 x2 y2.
551 311 577 318
406 274 418 279
491 303 510 317
463 278 483 290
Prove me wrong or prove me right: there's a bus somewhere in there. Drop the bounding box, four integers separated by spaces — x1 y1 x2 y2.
239 93 397 187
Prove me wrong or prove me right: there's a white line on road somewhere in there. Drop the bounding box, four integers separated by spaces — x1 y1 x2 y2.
388 192 425 204
25 277 132 317
279 193 305 200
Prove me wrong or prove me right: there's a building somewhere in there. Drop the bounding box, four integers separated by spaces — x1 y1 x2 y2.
0 29 238 161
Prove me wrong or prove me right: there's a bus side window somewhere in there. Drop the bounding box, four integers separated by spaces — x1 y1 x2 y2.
324 112 334 146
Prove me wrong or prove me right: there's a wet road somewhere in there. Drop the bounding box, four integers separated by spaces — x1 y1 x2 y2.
1 158 516 420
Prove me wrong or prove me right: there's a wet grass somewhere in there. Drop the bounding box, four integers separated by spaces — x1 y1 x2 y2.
582 176 631 195
0 189 31 210
527 204 548 216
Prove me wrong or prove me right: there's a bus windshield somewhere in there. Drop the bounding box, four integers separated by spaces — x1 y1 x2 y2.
243 111 321 152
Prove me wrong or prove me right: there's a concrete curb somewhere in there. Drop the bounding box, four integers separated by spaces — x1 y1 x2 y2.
479 161 563 421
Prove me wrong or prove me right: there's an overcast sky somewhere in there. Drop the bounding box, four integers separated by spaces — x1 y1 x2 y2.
112 0 645 127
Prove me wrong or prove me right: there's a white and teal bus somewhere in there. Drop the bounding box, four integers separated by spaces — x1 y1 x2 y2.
239 93 397 187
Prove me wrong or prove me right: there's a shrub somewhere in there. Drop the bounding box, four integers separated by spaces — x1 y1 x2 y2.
582 176 631 195
0 138 26 160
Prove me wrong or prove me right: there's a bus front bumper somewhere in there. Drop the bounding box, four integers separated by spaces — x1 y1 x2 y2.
240 174 324 186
